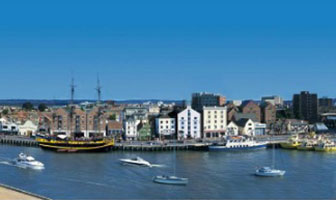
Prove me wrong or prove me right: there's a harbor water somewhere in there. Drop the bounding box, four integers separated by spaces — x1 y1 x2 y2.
0 145 335 199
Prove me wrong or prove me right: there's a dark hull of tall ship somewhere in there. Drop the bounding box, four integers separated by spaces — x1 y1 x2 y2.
36 138 114 153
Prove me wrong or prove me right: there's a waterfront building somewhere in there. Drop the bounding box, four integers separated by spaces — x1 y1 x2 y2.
191 92 226 112
226 121 239 136
236 118 255 136
155 114 176 139
18 120 38 137
261 96 284 107
293 91 318 123
124 117 140 140
203 106 227 138
241 101 261 122
261 102 276 125
177 106 201 140
50 106 108 138
0 118 19 134
107 121 123 139
138 122 152 141
255 122 267 136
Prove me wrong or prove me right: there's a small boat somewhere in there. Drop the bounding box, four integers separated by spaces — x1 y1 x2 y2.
13 153 44 170
314 140 336 152
209 136 267 151
297 140 316 151
153 175 188 185
255 167 286 177
280 135 301 149
120 157 152 167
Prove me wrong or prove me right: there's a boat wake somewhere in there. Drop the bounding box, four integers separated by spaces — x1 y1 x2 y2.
61 177 112 188
150 164 166 168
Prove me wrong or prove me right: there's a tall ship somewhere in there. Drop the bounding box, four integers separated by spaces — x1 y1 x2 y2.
36 78 114 152
209 136 267 151
36 137 114 152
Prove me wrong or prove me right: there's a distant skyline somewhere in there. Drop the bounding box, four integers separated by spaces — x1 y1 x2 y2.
0 0 336 100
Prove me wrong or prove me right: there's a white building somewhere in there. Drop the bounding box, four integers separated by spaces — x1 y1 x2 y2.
203 106 227 138
236 118 255 136
177 106 201 140
227 121 239 136
0 118 19 134
155 115 176 138
124 118 140 140
18 120 38 137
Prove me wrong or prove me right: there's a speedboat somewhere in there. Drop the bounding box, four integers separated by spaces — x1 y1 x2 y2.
13 153 45 170
255 167 285 177
120 157 152 167
153 175 188 185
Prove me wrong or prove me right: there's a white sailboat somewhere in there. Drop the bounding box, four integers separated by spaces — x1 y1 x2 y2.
255 143 285 177
153 140 188 185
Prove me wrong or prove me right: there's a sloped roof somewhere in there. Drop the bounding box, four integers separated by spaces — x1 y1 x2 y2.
235 118 251 127
234 113 258 122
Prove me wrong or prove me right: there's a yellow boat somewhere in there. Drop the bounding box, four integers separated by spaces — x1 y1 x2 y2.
36 137 114 152
280 135 301 149
280 141 300 149
296 140 317 151
314 141 336 152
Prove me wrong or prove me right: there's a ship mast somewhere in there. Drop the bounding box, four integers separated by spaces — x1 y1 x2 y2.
69 78 76 138
96 76 103 136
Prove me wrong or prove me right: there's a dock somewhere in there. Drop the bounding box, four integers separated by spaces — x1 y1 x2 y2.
0 183 51 200
0 136 39 147
0 135 290 151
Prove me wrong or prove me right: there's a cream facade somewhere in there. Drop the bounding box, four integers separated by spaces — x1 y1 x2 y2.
203 106 227 138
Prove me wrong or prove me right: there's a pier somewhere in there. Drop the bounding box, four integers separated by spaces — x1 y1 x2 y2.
0 183 51 200
0 135 290 151
0 136 39 147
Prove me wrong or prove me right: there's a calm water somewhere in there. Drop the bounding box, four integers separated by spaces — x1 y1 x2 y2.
0 145 335 199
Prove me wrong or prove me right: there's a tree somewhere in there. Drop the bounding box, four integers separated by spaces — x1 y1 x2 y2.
22 102 34 111
2 109 8 115
108 114 116 121
38 103 47 112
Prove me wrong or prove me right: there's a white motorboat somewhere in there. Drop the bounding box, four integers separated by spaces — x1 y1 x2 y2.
255 167 286 177
120 157 152 167
153 175 188 185
13 153 45 170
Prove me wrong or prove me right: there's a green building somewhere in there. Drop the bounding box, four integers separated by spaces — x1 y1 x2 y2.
138 123 152 141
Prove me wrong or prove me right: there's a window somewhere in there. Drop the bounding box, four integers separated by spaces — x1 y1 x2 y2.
160 126 163 129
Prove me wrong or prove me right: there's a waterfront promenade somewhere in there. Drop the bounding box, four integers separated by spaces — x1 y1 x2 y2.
0 135 291 150
0 184 50 200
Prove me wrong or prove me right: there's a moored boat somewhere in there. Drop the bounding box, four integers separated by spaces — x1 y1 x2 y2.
280 135 301 149
296 140 316 151
209 136 267 151
36 137 114 152
153 175 188 185
314 140 336 152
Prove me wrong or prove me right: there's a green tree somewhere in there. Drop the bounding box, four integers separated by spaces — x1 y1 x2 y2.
22 102 34 110
38 103 47 112
108 114 116 121
2 109 8 115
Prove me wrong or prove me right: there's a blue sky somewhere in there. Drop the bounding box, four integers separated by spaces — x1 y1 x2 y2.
0 0 335 100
